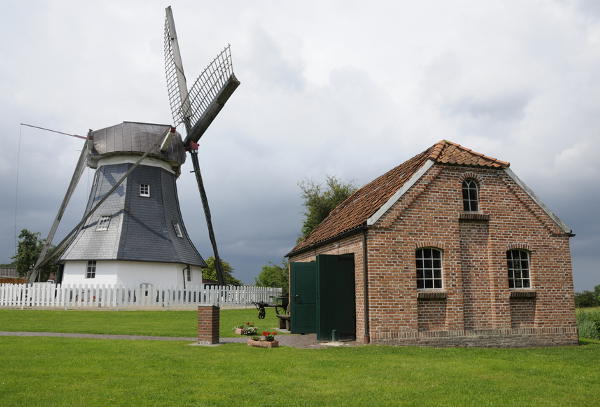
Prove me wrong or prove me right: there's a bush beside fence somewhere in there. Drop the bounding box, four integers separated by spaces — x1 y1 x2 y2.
577 309 600 340
0 283 282 309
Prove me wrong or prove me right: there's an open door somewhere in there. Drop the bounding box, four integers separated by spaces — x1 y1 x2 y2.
316 254 356 341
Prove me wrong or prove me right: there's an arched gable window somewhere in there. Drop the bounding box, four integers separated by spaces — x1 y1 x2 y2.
416 248 443 289
507 249 531 288
462 179 479 212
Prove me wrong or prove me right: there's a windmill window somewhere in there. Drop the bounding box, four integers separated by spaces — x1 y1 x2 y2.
507 250 531 288
173 223 183 238
96 216 111 231
86 260 96 279
140 184 150 197
416 248 443 289
462 179 479 212
186 267 191 282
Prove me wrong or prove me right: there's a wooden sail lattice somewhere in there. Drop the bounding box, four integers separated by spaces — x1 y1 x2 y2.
164 14 185 127
182 46 235 131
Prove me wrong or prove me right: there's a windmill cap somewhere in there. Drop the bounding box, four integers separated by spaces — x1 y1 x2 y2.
87 121 186 170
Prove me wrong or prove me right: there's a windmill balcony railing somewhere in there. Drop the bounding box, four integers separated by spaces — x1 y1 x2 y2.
0 283 282 309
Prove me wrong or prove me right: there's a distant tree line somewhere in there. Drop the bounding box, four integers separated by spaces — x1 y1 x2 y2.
575 285 600 308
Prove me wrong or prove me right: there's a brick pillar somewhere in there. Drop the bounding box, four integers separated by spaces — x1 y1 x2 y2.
198 305 220 344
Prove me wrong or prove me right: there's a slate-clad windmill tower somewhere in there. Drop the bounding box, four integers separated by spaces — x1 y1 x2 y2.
29 7 240 286
59 122 207 287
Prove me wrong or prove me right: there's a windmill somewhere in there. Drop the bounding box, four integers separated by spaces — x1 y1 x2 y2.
29 6 239 286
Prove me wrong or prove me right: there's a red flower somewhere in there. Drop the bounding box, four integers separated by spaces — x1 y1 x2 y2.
271 332 278 336
262 331 268 336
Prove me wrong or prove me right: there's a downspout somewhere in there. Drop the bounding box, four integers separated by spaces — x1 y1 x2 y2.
182 266 187 290
362 227 370 344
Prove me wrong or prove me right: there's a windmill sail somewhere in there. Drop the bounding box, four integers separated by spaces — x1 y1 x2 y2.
29 139 90 282
164 6 190 127
164 9 239 145
182 46 240 145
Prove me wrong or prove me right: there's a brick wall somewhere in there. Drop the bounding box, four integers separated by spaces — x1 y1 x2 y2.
417 299 446 331
367 163 577 346
197 305 220 344
290 163 578 347
510 297 536 328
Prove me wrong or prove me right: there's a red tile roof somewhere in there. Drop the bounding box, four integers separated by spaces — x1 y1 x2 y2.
288 140 509 255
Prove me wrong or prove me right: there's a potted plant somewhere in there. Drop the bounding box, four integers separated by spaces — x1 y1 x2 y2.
234 322 257 336
247 331 279 348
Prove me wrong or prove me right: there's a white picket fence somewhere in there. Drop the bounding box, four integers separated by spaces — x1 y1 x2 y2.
0 283 282 309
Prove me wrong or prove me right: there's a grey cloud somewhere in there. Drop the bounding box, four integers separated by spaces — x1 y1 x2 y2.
446 92 531 121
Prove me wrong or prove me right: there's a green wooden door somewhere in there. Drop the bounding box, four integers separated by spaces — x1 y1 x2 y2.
316 254 356 341
290 261 317 334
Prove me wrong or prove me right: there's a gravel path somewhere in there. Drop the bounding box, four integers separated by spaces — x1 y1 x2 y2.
0 331 195 341
0 331 351 348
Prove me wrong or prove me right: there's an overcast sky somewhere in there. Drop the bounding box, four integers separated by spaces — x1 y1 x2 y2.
0 0 598 289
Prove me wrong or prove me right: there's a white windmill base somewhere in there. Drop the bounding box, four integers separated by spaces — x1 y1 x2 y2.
62 260 204 288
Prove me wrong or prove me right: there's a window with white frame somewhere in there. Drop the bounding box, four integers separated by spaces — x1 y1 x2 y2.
462 179 479 212
140 184 150 197
416 248 443 289
86 260 96 279
96 216 111 231
507 250 531 288
186 267 191 282
173 222 183 238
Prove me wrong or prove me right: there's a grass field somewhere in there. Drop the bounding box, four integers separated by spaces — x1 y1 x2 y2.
0 336 599 406
0 309 599 406
0 308 279 338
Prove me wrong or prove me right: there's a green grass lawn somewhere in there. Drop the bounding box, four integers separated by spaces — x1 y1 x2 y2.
0 309 599 405
0 337 598 406
0 308 280 338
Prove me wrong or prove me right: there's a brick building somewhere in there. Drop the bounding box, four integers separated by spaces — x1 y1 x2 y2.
287 140 578 347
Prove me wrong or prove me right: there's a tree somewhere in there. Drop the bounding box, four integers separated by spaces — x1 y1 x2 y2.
255 260 289 295
12 229 57 281
575 284 600 308
202 257 241 286
298 176 357 240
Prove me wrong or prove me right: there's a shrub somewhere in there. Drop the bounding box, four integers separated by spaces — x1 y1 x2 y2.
577 310 600 340
242 326 257 336
263 331 278 342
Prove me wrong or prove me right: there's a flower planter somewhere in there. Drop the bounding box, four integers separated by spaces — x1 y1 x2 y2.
247 339 279 348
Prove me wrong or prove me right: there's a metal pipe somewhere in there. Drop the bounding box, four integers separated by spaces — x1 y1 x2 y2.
20 123 87 140
362 227 370 344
